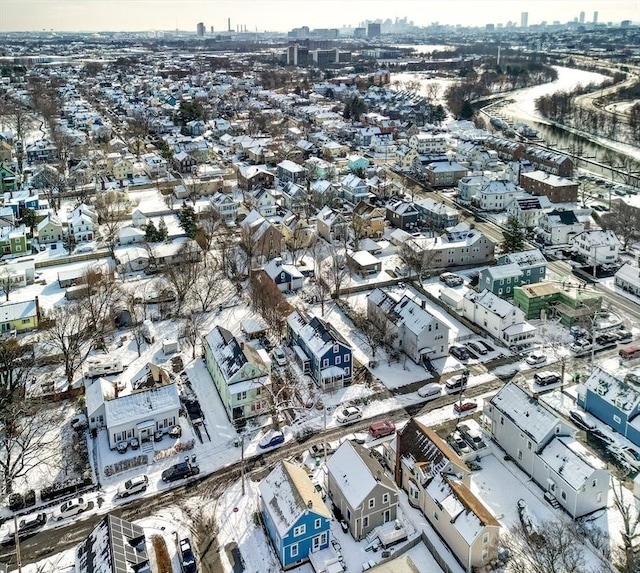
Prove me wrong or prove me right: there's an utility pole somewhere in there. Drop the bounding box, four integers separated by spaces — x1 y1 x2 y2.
240 435 245 496
14 514 22 573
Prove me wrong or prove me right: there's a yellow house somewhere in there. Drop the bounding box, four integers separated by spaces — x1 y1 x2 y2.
0 299 40 333
352 201 386 239
112 158 135 181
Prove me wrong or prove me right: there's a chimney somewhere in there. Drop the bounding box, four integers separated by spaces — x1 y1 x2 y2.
113 381 120 398
240 341 244 349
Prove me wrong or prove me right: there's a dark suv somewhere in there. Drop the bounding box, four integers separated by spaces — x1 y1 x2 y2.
161 462 199 483
449 345 469 361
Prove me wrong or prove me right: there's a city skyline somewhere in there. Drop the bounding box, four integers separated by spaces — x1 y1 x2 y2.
0 0 637 33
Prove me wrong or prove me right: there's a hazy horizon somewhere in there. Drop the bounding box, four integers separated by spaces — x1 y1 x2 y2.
0 0 638 33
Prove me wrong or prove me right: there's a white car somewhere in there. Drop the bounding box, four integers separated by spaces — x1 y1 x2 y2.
525 352 546 366
53 497 89 521
117 475 149 498
272 347 287 367
336 406 362 425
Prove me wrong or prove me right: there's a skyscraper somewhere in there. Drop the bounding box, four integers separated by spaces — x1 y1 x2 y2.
579 11 585 24
593 11 598 24
367 22 381 38
196 22 205 36
520 12 528 28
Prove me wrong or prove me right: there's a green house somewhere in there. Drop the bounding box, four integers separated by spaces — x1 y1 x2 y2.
0 162 18 192
0 225 28 256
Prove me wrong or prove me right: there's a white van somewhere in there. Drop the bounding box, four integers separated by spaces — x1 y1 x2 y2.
418 383 442 401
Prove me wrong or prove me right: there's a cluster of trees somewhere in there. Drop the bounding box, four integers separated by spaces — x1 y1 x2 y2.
535 79 640 145
343 95 367 120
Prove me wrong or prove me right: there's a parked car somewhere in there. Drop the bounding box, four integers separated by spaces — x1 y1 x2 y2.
533 371 561 386
258 430 285 450
454 400 478 414
418 383 442 401
568 410 596 432
458 423 486 450
477 340 494 353
449 345 469 361
53 497 89 521
309 442 335 457
129 437 140 450
313 481 327 500
17 513 47 535
369 421 396 439
467 341 487 356
445 375 467 393
336 406 362 425
449 431 471 455
616 329 633 342
179 537 198 573
161 462 200 483
168 425 182 438
570 339 593 355
272 347 287 367
525 352 546 366
117 475 149 498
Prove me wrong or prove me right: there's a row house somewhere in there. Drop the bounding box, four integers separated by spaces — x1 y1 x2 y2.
487 382 609 518
523 147 574 177
286 310 353 390
368 288 450 363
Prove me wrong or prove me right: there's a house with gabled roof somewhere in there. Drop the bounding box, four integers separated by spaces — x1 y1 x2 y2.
487 382 609 518
316 206 347 243
237 165 275 192
77 513 149 573
496 248 547 285
462 289 536 349
277 159 306 186
203 325 271 425
286 310 353 390
264 257 304 292
395 419 500 572
506 194 551 229
210 191 239 225
259 460 331 570
326 440 399 541
340 173 369 204
241 210 285 262
385 200 419 231
579 364 640 448
537 208 585 246
414 197 459 230
352 201 385 240
571 229 620 267
37 214 63 244
367 288 449 363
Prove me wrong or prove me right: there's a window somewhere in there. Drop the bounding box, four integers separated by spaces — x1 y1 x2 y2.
596 492 602 503
500 416 504 425
363 516 369 528
346 508 351 521
322 359 329 368
315 518 321 530
293 525 306 537
517 449 523 461
336 356 341 365
344 367 350 376
614 415 622 424
561 490 567 501
483 533 489 544
382 493 389 504
527 441 532 450
290 544 298 558
433 510 439 520
592 479 598 488
368 498 375 509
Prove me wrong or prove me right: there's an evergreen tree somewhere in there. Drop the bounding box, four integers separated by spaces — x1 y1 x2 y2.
157 217 168 242
145 220 158 242
178 203 197 238
459 100 474 120
501 216 526 253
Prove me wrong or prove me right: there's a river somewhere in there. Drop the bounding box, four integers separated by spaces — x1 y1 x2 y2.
391 65 640 180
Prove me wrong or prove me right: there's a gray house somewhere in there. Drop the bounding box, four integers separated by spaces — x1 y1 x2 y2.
367 288 449 363
485 382 609 518
326 440 399 541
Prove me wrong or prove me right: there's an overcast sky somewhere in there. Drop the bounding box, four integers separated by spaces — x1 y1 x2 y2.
0 0 637 32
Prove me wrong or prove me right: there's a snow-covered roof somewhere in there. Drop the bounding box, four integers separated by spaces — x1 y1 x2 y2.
490 382 566 445
538 437 606 490
500 248 546 268
326 440 396 509
85 377 116 417
287 310 351 360
464 289 517 319
584 365 640 414
258 460 331 538
0 300 37 322
349 250 379 267
264 257 303 280
104 384 180 428
482 263 523 281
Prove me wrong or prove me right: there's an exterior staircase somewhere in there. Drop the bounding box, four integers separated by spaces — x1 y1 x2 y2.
141 439 155 459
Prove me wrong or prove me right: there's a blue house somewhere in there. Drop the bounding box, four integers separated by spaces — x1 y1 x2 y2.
478 264 523 297
259 461 331 569
578 365 640 446
496 248 547 285
287 310 353 390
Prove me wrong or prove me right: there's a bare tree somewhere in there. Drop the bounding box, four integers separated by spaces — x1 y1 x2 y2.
350 306 397 359
94 189 131 257
0 400 63 494
161 243 202 316
286 217 312 265
503 519 588 573
191 258 226 313
180 312 206 360
82 267 122 347
42 303 92 385
126 110 151 159
125 293 146 357
399 240 440 281
0 268 18 302
217 227 246 288
611 478 640 573
599 200 640 252
248 270 292 341
323 245 349 299
194 204 222 264
0 337 33 411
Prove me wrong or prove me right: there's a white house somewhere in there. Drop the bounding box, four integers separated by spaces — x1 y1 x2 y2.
86 380 181 449
571 229 620 267
408 133 447 154
485 382 609 518
210 191 239 225
537 209 584 246
462 289 536 350
117 226 146 245
68 211 95 243
475 180 522 212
